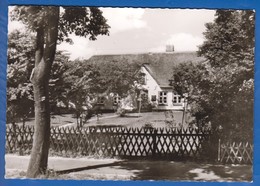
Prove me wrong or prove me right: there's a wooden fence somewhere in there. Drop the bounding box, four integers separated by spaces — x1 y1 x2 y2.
219 142 253 164
6 125 253 163
6 125 211 159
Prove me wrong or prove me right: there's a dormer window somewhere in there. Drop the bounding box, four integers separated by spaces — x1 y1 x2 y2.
140 72 147 85
169 79 174 86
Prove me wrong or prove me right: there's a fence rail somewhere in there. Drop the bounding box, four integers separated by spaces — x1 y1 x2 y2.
6 125 211 159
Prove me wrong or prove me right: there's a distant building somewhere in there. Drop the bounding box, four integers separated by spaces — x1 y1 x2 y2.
87 52 205 111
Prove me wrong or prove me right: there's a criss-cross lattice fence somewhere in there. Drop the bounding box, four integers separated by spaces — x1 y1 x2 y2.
6 125 211 159
6 125 34 155
219 142 253 164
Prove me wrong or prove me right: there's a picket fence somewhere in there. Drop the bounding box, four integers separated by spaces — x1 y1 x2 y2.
6 125 211 159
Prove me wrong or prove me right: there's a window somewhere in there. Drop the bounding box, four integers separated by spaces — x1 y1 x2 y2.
140 72 147 85
159 91 167 104
172 94 182 104
97 97 105 105
168 79 174 86
113 95 121 105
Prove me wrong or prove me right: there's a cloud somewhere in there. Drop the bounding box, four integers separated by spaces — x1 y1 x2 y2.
101 7 147 34
149 45 165 53
166 33 204 51
57 35 96 60
150 33 204 52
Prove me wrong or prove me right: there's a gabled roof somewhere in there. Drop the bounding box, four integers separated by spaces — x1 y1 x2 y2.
87 52 205 87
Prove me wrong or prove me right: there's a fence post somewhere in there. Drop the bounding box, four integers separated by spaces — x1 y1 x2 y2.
217 138 221 161
152 129 157 156
217 125 223 162
12 123 17 153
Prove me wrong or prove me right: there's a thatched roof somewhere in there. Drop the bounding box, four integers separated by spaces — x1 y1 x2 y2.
87 52 205 87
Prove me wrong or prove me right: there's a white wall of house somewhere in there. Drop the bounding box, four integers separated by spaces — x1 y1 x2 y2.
158 90 185 110
141 66 185 111
140 66 162 100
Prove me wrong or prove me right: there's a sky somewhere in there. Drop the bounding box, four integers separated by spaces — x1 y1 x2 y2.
8 7 216 60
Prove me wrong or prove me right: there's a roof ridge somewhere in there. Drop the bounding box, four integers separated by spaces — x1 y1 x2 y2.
90 51 198 58
88 52 205 87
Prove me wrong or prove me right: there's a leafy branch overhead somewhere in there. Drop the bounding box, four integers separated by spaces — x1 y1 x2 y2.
11 6 110 43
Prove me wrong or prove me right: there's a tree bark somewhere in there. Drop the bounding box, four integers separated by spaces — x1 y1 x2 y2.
26 7 59 178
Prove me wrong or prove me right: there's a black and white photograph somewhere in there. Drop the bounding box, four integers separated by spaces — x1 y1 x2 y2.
5 6 254 181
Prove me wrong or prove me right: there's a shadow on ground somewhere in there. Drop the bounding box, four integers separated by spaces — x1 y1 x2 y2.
57 160 252 181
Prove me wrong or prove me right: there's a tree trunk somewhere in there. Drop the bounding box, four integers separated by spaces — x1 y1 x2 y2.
26 7 59 178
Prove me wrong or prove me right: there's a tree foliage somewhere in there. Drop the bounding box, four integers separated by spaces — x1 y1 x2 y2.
49 51 70 112
61 58 143 119
10 6 109 177
11 6 109 42
172 10 254 142
7 29 71 123
87 58 144 115
86 59 142 97
62 60 100 124
7 30 34 125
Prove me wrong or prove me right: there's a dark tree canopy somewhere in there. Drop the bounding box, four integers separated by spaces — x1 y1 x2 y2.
198 10 254 71
10 6 110 178
86 59 142 97
172 10 254 142
7 30 35 125
7 29 72 125
60 58 143 119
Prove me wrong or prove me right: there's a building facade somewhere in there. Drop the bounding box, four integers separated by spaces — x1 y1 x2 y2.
141 65 185 111
87 52 205 112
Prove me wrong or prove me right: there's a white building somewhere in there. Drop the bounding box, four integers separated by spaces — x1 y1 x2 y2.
87 52 205 111
140 64 184 110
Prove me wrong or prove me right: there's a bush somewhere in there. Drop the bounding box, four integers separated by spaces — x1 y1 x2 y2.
116 108 126 117
143 122 154 129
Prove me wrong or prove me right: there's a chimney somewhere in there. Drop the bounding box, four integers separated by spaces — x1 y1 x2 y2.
166 45 174 53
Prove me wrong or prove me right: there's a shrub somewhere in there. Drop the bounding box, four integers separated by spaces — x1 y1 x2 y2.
116 108 126 117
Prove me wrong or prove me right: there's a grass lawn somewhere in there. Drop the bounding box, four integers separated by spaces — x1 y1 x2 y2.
9 111 190 128
8 114 77 127
84 111 187 128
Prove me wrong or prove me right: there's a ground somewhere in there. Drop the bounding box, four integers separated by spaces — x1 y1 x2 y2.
10 111 189 128
5 154 252 181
